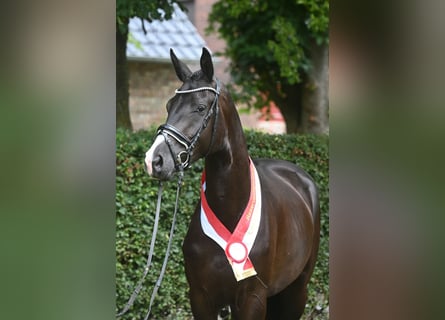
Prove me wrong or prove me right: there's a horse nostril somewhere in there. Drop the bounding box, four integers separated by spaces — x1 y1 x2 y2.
152 155 163 173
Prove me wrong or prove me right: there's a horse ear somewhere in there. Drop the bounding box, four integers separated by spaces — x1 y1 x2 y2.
170 48 192 82
200 47 214 82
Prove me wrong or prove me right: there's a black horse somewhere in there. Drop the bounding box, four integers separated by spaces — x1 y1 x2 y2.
145 48 320 319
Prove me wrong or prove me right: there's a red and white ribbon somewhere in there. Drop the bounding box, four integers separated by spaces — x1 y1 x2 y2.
200 159 262 281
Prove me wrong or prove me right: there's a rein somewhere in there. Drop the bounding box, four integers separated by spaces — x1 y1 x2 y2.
157 80 220 170
116 170 184 319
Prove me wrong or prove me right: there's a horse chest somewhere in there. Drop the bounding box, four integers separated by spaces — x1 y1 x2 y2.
183 223 237 286
184 212 230 264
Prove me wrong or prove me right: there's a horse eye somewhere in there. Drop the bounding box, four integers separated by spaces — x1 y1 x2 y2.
197 104 206 112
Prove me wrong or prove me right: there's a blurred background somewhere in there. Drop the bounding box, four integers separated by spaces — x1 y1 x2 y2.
117 0 328 135
1 0 445 319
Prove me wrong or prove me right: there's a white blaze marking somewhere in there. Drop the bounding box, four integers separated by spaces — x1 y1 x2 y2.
145 135 165 176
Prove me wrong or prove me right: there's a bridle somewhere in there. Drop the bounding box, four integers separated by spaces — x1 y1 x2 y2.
156 79 221 171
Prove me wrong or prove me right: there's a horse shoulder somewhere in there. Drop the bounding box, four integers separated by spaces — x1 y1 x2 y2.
182 204 207 258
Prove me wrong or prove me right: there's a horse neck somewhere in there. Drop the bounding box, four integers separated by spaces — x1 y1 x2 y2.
203 92 251 232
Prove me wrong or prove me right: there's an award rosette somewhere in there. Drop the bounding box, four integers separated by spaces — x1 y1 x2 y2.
200 159 262 281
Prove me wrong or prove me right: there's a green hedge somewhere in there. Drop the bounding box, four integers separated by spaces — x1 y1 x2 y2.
116 127 329 319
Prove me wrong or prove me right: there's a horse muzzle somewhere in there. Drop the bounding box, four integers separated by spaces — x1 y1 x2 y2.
145 135 177 181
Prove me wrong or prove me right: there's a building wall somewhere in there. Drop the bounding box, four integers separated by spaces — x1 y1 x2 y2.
128 60 198 131
128 59 283 134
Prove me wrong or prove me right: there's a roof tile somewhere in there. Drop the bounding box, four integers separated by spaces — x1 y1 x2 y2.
127 3 207 61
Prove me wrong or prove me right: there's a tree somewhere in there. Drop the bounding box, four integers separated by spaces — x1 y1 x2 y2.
116 0 185 129
208 0 329 133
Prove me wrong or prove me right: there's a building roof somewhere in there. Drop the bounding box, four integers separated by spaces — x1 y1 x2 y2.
127 4 207 62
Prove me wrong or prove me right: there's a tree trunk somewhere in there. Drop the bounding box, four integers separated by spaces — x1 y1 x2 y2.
116 22 132 130
277 84 303 133
301 42 329 134
272 42 328 134
274 82 304 134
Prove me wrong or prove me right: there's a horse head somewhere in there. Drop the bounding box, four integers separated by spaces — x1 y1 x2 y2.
145 47 224 180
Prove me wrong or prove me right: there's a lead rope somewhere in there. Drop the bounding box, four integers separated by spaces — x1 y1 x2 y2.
116 169 184 319
144 169 184 320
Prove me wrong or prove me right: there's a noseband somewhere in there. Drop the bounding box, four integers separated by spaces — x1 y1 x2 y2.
156 80 221 170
